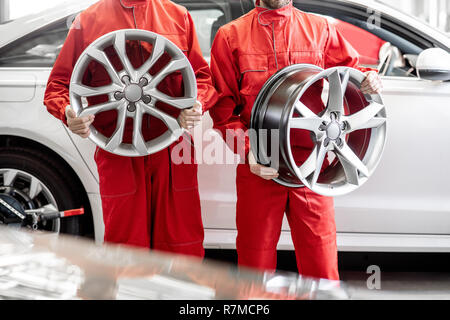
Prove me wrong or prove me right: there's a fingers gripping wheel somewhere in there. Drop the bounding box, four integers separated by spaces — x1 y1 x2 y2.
69 29 197 157
250 64 387 197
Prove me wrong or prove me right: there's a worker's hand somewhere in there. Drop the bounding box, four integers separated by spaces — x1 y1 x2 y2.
361 71 383 94
65 105 95 139
178 101 202 130
248 151 279 180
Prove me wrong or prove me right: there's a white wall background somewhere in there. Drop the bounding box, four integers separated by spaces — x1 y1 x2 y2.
2 0 450 34
9 0 59 19
377 0 450 33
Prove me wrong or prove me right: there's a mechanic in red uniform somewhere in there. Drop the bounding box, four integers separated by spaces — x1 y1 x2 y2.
210 0 382 279
44 0 218 258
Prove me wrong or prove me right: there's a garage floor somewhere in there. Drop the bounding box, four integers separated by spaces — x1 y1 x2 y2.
340 271 450 300
205 250 450 300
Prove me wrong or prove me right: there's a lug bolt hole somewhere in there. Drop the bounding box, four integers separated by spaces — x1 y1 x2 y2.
330 112 340 121
142 95 152 104
114 92 124 101
139 78 149 87
127 103 136 112
335 138 345 148
121 75 131 85
319 121 328 131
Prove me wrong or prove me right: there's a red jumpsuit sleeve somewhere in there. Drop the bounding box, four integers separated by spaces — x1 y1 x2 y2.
185 12 218 113
324 20 360 69
324 21 377 73
209 28 249 157
43 15 86 126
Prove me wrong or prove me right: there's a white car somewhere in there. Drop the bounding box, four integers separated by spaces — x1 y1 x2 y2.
0 0 449 253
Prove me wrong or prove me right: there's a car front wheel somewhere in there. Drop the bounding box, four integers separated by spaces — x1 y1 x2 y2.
0 146 87 235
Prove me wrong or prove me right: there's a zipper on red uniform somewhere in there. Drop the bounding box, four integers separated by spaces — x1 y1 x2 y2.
131 6 151 129
257 9 280 71
120 0 148 128
271 22 279 71
119 0 146 66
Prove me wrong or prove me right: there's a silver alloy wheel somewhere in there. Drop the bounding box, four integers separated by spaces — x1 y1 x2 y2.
250 64 387 197
0 168 59 231
70 29 197 157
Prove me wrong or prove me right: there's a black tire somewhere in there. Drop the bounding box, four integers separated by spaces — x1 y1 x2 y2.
0 146 89 235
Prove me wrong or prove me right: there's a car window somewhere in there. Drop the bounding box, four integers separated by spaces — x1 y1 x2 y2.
311 13 418 78
189 8 225 63
180 0 250 64
0 18 70 68
0 1 250 69
329 17 386 67
292 0 427 78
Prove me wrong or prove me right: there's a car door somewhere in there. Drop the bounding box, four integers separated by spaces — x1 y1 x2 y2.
294 2 450 236
0 18 72 147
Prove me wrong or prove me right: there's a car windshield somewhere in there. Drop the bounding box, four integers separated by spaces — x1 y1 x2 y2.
0 19 69 68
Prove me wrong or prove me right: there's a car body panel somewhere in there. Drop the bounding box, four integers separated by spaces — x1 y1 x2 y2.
205 229 450 252
336 77 450 235
0 70 36 102
0 66 103 241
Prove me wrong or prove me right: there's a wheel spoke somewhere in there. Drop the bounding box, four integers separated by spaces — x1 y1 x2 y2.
136 35 166 80
3 169 18 187
86 47 122 85
79 101 123 117
337 153 361 186
290 116 323 132
114 30 136 79
344 101 386 133
294 101 317 118
28 177 43 199
105 102 127 153
146 89 195 110
140 102 180 133
310 142 328 187
71 83 122 98
326 69 345 114
147 58 190 88
340 69 350 95
334 142 369 177
129 106 148 155
299 141 327 180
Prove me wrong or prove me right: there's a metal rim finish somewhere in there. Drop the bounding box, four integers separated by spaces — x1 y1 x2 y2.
70 29 197 157
0 169 60 231
250 64 387 197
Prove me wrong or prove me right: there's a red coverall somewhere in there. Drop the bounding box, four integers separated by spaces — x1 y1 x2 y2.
44 0 217 257
210 2 366 280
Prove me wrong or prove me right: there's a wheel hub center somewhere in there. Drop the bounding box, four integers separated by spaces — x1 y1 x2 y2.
124 84 143 103
326 122 341 140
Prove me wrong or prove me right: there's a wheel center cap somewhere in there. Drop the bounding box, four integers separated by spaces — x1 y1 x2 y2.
124 84 143 103
326 122 341 140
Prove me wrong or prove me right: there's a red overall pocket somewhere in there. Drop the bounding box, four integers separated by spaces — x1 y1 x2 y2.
94 147 137 197
238 54 269 96
169 137 199 192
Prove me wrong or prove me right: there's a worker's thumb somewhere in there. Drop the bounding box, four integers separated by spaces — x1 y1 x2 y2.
65 106 76 119
193 101 203 113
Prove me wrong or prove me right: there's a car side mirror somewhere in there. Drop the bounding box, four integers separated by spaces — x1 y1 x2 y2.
377 42 404 76
416 48 450 81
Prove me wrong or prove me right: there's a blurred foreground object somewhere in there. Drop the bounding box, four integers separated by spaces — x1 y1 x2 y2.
0 226 349 300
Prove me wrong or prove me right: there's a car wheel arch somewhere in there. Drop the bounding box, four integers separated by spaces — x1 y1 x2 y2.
0 134 95 239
